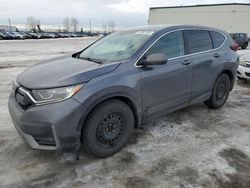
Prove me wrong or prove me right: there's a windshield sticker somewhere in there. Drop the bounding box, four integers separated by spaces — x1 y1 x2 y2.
135 31 154 36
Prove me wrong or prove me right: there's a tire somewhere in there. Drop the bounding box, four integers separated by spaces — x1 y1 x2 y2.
205 74 231 109
82 99 134 158
242 43 248 50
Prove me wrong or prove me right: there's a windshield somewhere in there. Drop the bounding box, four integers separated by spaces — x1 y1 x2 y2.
79 30 154 63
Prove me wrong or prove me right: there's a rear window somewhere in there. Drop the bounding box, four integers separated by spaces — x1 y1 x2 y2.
210 31 226 48
186 30 213 54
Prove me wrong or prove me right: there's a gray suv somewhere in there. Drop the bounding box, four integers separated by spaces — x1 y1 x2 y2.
8 25 239 158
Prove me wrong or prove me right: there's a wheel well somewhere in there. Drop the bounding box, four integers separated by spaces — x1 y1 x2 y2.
81 96 140 134
113 96 140 128
221 70 234 91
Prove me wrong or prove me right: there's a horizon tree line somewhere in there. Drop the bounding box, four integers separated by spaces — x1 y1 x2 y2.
25 16 116 33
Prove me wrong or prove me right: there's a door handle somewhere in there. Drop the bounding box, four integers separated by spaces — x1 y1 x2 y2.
213 53 220 58
182 60 192 65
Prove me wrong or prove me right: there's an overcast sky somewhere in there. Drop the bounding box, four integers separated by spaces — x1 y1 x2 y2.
0 0 249 30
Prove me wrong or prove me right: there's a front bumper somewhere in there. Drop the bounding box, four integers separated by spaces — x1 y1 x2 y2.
237 65 250 80
8 92 83 151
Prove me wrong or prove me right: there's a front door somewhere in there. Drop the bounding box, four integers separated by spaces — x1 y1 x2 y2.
139 31 193 117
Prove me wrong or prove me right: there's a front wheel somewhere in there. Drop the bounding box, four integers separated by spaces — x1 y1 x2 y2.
205 74 231 109
81 100 134 158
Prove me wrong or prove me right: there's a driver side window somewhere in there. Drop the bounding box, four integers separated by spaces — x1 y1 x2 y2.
146 31 184 59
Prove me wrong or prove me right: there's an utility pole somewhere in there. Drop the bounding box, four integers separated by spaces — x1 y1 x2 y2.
89 19 92 34
8 19 12 31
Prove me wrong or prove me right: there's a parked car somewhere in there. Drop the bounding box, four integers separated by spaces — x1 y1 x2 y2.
58 33 66 38
22 32 34 39
230 33 249 49
237 53 250 81
63 33 70 38
0 32 8 40
17 32 29 39
1 31 13 40
13 31 26 39
29 33 42 39
8 25 239 158
53 33 61 38
5 32 21 40
68 33 77 37
48 33 56 38
40 33 51 39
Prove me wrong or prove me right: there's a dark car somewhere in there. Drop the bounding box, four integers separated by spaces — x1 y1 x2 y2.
18 32 33 39
0 32 7 40
5 31 21 40
40 33 49 39
53 33 61 38
0 31 13 40
8 25 239 158
230 33 249 49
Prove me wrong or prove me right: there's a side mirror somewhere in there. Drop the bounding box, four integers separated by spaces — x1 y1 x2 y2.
143 53 168 66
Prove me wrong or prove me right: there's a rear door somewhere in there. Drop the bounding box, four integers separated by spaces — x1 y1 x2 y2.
184 29 225 101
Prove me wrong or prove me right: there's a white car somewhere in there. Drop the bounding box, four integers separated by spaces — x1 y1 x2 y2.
237 53 250 81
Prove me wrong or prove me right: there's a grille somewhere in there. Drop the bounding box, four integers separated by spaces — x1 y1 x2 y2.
15 88 33 110
245 72 250 77
246 63 250 68
33 136 56 146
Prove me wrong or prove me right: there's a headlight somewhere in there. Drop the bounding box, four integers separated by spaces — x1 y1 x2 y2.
239 57 246 66
32 84 83 104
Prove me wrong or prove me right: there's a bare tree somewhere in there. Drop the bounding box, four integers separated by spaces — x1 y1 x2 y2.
102 22 107 33
109 20 116 33
71 17 79 33
62 17 71 32
27 16 40 32
107 20 116 33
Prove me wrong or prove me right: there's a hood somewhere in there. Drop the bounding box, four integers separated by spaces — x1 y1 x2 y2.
17 56 120 89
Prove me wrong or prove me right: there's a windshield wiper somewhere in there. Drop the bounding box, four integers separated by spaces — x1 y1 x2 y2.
80 57 102 64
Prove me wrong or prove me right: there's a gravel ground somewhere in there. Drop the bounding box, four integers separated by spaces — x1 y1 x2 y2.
0 38 250 188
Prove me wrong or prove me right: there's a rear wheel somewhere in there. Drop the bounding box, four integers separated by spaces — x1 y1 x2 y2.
82 100 134 158
205 74 231 109
242 43 248 49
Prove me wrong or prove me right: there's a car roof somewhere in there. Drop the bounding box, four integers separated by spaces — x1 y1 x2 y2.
123 25 225 34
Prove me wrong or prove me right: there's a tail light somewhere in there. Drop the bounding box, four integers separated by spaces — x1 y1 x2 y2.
230 42 239 51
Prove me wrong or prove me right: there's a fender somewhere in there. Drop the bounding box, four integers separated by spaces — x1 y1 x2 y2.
212 60 238 91
74 86 143 133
